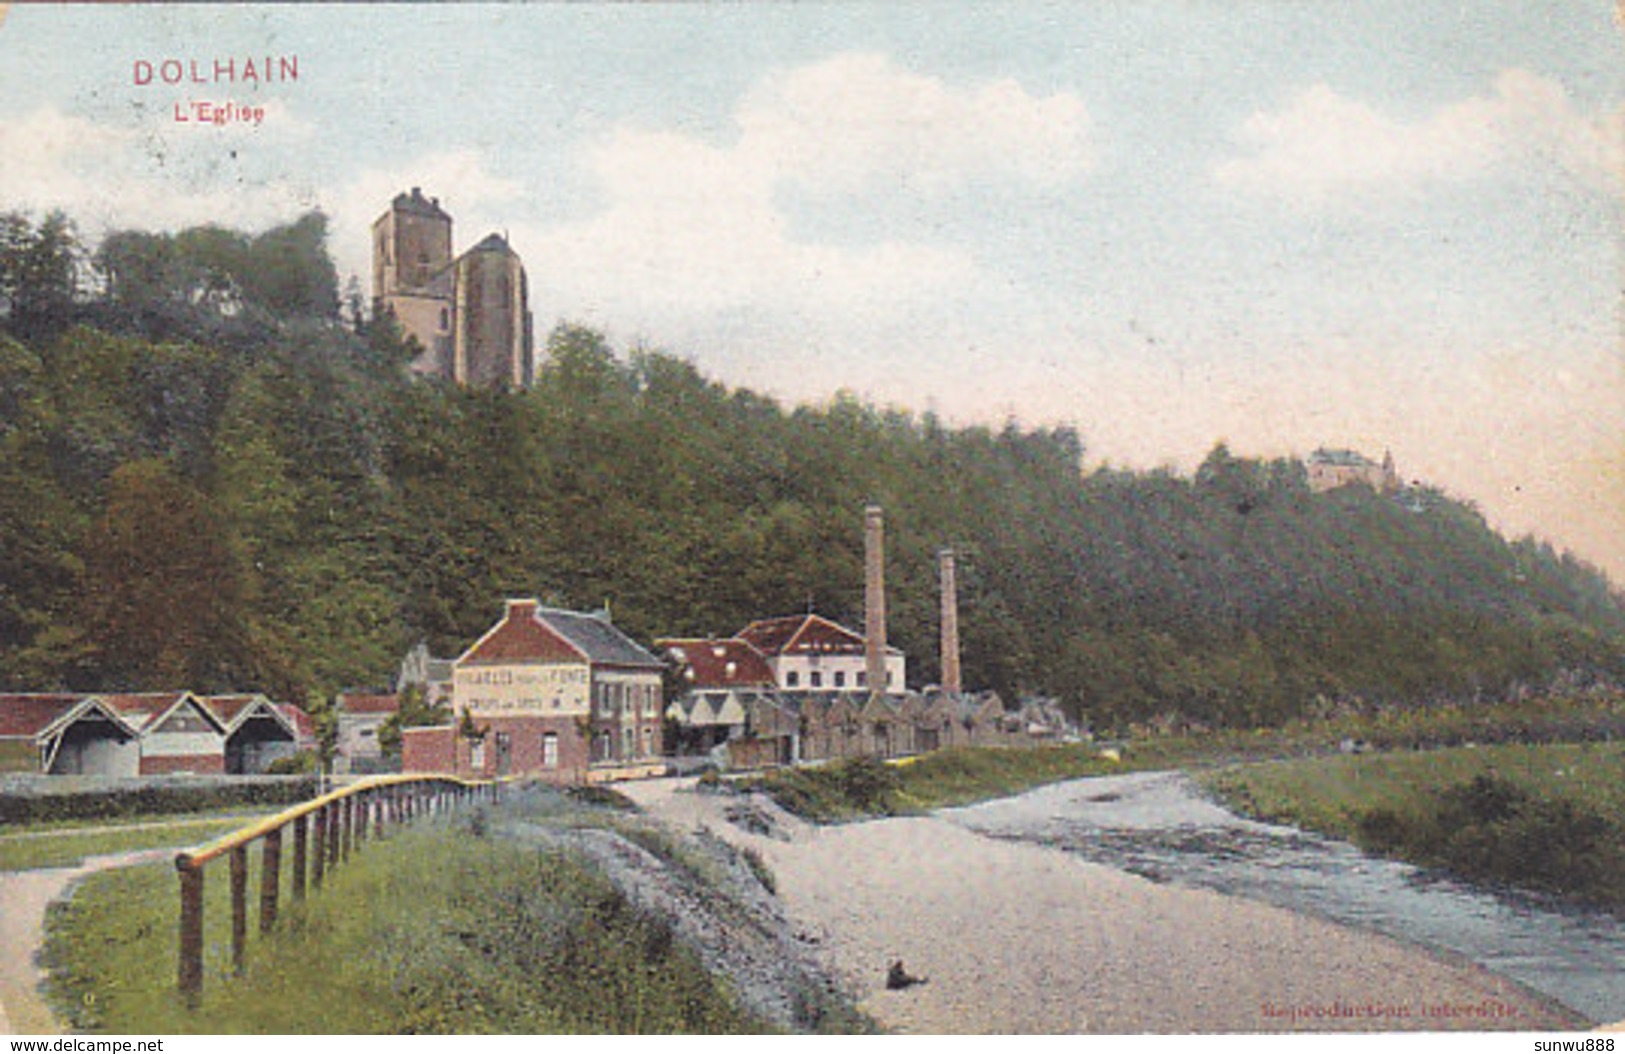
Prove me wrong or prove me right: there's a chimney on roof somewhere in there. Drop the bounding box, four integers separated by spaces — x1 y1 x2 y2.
939 547 961 695
864 505 887 697
506 598 539 620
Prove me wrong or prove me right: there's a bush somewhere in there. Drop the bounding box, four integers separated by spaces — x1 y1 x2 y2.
265 752 319 776
834 757 901 812
0 775 321 825
1351 772 1625 912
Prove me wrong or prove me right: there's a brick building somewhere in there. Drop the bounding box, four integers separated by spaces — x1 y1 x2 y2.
402 599 666 783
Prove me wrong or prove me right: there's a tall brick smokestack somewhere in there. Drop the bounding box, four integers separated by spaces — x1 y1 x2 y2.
864 504 887 697
939 547 961 695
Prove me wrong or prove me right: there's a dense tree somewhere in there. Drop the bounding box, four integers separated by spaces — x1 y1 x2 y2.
75 460 256 690
1 210 1623 732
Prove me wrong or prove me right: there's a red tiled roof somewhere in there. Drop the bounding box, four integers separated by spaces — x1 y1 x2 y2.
337 693 400 715
277 704 317 744
203 694 257 725
99 693 193 731
0 694 84 738
736 614 868 657
659 639 775 689
460 600 588 666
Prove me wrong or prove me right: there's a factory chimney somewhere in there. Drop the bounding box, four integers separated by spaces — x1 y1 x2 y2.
864 504 887 698
939 548 961 695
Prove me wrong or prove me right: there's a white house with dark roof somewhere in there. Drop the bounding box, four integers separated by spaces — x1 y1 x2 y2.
735 613 906 695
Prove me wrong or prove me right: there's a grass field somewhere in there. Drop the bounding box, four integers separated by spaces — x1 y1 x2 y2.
41 810 768 1034
0 812 277 871
1205 742 1625 913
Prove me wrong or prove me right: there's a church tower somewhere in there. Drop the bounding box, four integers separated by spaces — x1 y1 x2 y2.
372 189 534 388
372 188 455 378
453 234 533 388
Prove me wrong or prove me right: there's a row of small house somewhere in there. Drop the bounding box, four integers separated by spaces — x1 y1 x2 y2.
0 692 317 777
0 604 1073 782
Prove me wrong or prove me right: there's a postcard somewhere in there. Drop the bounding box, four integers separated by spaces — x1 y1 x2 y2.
0 1 1621 1043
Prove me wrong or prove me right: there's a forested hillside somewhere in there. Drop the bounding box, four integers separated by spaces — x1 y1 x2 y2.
3 210 1622 731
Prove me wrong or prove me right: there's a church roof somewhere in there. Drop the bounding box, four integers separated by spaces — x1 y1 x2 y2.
466 232 516 255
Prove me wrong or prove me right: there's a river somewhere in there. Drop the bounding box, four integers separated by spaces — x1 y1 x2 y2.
942 770 1625 1026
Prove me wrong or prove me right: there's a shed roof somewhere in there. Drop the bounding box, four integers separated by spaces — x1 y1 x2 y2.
100 693 209 732
0 694 84 738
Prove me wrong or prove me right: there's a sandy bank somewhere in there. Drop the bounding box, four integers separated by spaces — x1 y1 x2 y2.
618 777 1585 1034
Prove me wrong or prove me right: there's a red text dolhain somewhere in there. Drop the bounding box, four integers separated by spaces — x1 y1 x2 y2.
133 56 299 86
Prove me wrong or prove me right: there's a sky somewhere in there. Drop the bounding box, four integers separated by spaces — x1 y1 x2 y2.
1 2 1621 584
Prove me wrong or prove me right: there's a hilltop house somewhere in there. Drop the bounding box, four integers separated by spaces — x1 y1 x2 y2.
402 599 666 783
1306 448 1400 494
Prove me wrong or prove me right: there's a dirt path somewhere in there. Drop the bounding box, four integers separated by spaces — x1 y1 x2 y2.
0 850 171 1035
618 777 1587 1034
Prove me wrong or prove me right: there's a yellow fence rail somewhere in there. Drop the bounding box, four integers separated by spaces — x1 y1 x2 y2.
173 773 497 1004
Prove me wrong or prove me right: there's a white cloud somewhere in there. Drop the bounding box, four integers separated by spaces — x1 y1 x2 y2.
1216 69 1624 203
0 104 322 237
738 52 1094 196
527 52 1088 324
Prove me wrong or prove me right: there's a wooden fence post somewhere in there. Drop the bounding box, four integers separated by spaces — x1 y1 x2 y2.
260 828 281 934
327 800 340 869
292 814 308 900
230 846 248 976
177 862 204 1006
312 806 327 888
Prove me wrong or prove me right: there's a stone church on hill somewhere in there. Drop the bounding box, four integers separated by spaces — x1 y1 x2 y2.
371 188 534 388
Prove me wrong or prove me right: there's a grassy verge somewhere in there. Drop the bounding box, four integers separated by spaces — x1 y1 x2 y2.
1205 742 1625 914
41 813 770 1034
755 747 1133 821
0 812 276 871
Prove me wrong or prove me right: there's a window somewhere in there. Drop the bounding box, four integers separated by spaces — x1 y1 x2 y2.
470 740 486 770
834 671 846 688
439 307 449 331
786 671 800 688
810 671 822 687
857 672 867 688
542 732 558 768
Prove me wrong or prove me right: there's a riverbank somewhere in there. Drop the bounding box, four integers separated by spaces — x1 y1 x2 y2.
619 775 1588 1033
